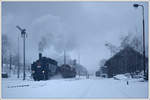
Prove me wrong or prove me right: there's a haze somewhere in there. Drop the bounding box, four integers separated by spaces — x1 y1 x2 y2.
2 1 148 73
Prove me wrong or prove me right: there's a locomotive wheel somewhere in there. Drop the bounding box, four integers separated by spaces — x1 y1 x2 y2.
45 74 48 80
33 74 37 81
33 77 36 81
43 73 48 80
42 74 45 80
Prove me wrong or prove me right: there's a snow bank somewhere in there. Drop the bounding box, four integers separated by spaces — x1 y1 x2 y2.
113 74 128 80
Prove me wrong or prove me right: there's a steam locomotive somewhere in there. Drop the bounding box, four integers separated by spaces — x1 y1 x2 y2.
31 53 76 81
31 53 58 81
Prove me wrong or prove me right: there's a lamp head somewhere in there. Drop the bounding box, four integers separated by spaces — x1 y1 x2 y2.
133 4 139 8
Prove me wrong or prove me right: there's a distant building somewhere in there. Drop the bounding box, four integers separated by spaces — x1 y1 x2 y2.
104 46 148 78
95 66 108 78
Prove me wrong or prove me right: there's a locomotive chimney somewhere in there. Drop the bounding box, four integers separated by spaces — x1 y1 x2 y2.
73 59 77 66
39 53 42 60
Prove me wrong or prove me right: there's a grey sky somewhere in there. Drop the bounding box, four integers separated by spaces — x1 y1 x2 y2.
2 2 148 73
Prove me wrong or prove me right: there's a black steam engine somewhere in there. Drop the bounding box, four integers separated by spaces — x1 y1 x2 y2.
31 53 58 81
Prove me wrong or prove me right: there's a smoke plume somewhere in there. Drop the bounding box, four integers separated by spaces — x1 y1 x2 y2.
38 36 47 52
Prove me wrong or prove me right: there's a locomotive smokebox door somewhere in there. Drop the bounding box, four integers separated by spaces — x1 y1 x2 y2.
37 63 41 68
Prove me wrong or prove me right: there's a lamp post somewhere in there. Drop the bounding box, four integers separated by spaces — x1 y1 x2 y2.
133 4 146 77
16 26 27 80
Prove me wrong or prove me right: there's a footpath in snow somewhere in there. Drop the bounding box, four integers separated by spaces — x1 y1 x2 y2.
2 75 148 98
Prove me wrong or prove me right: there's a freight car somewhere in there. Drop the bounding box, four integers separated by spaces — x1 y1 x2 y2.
58 64 76 78
31 53 58 81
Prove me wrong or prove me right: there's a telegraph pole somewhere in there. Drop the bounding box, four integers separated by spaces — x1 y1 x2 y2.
78 51 80 65
9 53 12 70
17 34 20 78
9 52 12 77
64 50 66 65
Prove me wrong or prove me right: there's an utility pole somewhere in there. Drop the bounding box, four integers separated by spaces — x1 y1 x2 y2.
17 34 20 78
9 53 12 77
9 53 12 70
78 51 81 77
16 25 27 80
64 50 66 65
78 52 80 65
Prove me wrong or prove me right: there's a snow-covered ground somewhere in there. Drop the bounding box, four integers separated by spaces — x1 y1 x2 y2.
2 75 148 98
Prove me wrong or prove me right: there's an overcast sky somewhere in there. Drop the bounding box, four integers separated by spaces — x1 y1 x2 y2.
2 1 148 73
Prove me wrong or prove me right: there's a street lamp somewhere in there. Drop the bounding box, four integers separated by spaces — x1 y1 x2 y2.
133 4 146 77
16 26 27 80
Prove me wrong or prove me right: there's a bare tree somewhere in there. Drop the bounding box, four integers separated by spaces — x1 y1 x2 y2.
130 36 142 54
105 42 120 56
120 34 132 49
99 59 107 68
2 34 11 72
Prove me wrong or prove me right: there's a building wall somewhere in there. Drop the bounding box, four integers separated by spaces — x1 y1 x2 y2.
105 47 148 77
